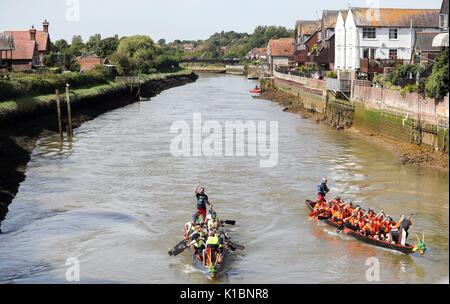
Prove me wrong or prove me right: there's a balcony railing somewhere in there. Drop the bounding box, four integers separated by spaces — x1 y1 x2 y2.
360 58 405 74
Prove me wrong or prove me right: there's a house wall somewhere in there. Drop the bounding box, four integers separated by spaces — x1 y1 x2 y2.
270 56 289 73
335 12 346 69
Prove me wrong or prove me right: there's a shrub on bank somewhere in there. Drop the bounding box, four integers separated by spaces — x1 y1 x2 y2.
0 66 115 101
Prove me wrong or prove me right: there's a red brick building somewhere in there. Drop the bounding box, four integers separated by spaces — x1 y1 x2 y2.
76 55 108 72
1 20 51 71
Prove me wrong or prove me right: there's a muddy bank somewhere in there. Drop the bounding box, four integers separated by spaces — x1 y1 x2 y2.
257 87 449 172
0 73 198 229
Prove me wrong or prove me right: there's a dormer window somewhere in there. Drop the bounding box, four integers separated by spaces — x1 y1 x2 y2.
363 27 376 39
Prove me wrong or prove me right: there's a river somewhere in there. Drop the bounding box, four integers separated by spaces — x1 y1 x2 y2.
0 74 448 284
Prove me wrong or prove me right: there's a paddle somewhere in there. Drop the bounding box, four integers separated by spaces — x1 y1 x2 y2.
227 241 245 251
168 239 188 256
222 220 236 226
222 232 245 251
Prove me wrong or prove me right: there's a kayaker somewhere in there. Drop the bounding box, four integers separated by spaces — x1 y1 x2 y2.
194 183 212 221
316 178 330 203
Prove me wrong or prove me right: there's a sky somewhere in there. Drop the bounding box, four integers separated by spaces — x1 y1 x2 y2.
0 0 444 42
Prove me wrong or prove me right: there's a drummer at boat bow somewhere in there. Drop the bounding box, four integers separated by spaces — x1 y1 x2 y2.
195 183 211 221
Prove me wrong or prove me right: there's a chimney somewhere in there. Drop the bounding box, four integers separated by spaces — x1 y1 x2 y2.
43 19 49 33
30 25 36 41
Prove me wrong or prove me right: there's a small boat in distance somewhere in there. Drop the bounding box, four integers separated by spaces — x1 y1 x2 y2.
249 87 262 94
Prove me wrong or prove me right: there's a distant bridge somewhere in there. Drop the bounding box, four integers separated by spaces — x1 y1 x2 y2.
180 58 249 64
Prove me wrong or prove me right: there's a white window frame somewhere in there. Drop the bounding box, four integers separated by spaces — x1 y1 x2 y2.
389 49 398 60
362 27 377 40
389 28 398 40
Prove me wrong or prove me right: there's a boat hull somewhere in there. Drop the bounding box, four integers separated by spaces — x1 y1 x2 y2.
192 250 226 279
305 200 414 254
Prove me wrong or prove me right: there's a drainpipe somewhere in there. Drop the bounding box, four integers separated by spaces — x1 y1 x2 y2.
410 19 414 64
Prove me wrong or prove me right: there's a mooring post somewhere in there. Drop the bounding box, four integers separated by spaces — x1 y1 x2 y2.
65 84 73 140
55 89 64 142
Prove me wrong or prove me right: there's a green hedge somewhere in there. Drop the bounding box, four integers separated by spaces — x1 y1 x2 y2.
0 65 115 101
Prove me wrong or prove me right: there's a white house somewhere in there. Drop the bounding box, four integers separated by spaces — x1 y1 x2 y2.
335 8 440 73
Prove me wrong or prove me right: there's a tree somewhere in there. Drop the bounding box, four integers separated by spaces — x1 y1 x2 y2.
158 38 166 46
98 35 119 58
86 33 102 55
425 50 449 100
70 35 86 57
110 35 159 75
53 39 69 53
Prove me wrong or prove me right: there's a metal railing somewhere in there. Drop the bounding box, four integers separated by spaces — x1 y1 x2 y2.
326 78 351 92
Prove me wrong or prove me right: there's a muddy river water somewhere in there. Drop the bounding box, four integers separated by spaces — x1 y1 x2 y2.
0 74 448 283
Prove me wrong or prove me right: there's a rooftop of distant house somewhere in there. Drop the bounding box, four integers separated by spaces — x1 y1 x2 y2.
268 38 295 57
350 8 440 28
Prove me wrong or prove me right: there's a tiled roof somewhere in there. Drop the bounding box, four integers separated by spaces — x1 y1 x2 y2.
351 8 440 27
442 0 449 15
415 32 441 52
268 38 295 57
302 20 321 35
3 31 38 60
5 30 50 52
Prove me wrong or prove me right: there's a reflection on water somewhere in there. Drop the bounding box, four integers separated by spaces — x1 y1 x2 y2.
0 74 448 284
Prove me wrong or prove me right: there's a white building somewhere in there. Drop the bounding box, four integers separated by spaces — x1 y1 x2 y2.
335 8 440 74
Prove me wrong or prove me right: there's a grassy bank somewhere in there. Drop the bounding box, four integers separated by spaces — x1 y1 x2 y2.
0 69 194 120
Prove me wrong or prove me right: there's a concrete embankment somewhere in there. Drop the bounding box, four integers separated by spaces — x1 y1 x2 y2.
0 72 198 227
260 76 449 171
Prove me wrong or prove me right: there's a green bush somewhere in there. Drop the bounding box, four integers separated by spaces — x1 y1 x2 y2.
400 84 418 97
325 71 337 79
0 67 113 101
386 64 423 86
425 50 449 100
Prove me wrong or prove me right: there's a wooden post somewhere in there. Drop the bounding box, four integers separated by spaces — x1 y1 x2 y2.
65 84 73 140
55 89 63 142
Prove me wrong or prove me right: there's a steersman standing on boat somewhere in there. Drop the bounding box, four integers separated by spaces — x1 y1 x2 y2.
194 183 212 222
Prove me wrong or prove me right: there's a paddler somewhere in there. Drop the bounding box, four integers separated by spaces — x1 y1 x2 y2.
203 229 221 267
194 183 212 221
189 225 206 261
206 211 220 231
184 212 204 239
316 178 330 203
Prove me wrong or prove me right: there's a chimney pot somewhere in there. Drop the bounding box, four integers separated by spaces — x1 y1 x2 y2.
30 25 37 41
43 19 49 33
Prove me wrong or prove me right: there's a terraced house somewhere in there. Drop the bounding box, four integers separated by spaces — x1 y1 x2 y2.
335 8 440 78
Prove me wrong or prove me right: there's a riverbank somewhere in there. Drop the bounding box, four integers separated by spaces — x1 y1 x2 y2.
257 87 449 172
0 71 198 228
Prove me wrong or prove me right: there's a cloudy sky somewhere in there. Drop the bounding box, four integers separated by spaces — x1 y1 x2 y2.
0 0 443 42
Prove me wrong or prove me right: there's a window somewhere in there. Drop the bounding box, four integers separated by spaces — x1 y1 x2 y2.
389 49 398 60
440 14 449 30
389 28 398 40
363 48 376 59
363 27 376 39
